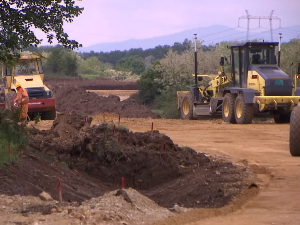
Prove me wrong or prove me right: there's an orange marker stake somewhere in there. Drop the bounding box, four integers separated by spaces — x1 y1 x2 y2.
8 144 11 160
121 177 125 189
58 178 62 203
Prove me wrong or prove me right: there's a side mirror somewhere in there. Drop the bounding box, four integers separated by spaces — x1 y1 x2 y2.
198 76 203 81
220 57 225 66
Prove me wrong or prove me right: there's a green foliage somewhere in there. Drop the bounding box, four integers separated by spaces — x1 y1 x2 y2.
116 55 145 75
154 88 181 119
0 0 83 64
79 56 110 77
280 39 300 77
44 46 64 73
136 67 163 104
44 46 79 76
0 140 19 167
61 51 78 76
34 113 41 124
0 110 28 167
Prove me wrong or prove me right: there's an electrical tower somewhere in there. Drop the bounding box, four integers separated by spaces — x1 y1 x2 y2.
238 10 281 41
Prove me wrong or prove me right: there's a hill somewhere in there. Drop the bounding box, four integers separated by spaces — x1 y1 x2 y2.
79 24 300 53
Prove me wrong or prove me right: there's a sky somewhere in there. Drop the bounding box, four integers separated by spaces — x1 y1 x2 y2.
37 0 300 47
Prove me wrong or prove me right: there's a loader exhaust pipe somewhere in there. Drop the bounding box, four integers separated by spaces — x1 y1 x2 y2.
278 33 282 67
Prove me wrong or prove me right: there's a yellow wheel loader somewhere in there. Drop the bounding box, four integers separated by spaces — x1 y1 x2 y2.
0 53 56 120
177 40 300 124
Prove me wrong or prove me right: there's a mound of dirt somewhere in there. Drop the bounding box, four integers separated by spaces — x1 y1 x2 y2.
12 113 254 209
51 86 159 118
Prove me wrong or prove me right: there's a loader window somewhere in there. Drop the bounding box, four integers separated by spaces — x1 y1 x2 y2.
37 59 43 74
249 48 276 65
14 61 38 75
232 48 240 87
6 67 11 76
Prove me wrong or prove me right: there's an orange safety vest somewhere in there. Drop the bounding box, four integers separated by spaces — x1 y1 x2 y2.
15 88 29 120
16 88 29 104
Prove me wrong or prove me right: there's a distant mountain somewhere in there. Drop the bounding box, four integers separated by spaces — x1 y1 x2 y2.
78 25 300 53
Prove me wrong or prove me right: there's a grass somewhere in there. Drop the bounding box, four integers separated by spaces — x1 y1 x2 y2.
44 72 73 79
0 139 19 167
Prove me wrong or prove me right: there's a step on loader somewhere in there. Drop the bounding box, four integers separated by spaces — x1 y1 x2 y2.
177 35 300 124
0 53 56 120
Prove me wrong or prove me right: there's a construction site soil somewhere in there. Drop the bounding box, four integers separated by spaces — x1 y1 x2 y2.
0 113 256 224
0 113 254 207
51 86 159 118
0 78 267 224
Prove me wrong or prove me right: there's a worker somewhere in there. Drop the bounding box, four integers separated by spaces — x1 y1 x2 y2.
14 83 29 124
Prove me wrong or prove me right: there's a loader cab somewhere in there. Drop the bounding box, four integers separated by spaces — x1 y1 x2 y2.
231 42 278 88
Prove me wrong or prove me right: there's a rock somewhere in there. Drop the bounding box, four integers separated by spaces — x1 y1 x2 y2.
51 208 57 213
39 191 53 201
5 199 13 205
115 189 132 204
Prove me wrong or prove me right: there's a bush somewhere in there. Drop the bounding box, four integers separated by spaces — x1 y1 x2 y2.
136 67 163 104
154 88 181 119
0 110 28 167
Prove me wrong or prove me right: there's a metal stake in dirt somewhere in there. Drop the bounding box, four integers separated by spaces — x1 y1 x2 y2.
58 178 62 203
113 124 116 134
151 122 153 132
118 115 121 126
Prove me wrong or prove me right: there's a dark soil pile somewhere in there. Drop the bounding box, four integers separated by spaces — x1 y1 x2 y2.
51 86 159 118
0 113 252 209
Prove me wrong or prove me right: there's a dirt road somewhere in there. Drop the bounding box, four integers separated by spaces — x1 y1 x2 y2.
88 90 138 101
90 115 300 225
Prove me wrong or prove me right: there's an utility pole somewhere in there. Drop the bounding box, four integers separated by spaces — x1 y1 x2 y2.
194 34 199 101
238 10 281 41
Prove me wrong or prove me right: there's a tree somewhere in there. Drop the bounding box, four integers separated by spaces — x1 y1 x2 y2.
137 67 163 104
61 51 78 76
44 46 64 73
116 56 145 75
0 0 83 63
79 56 108 76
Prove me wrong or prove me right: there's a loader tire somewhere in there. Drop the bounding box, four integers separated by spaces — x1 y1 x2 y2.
290 106 300 156
41 110 56 120
181 95 194 120
5 92 16 111
273 113 290 124
234 94 253 124
222 93 236 123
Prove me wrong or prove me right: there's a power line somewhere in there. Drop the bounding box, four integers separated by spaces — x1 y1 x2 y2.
238 10 281 41
197 27 239 39
203 27 264 43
